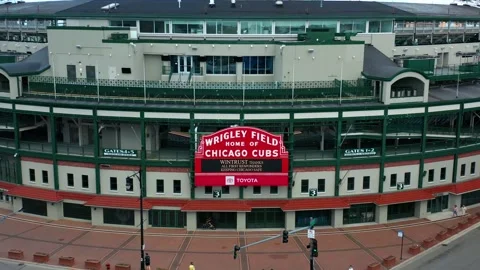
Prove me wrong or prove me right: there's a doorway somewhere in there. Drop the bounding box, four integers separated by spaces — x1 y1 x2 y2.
428 195 449 213
170 56 200 74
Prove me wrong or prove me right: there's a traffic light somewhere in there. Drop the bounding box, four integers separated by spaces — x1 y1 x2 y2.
282 230 289 243
233 245 240 259
311 239 318 257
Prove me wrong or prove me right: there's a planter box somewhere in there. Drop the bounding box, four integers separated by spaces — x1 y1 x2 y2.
59 256 75 267
448 225 459 235
436 230 448 241
7 249 24 260
85 259 101 270
367 262 381 270
33 252 49 263
408 244 421 255
115 263 131 270
422 237 435 249
383 255 396 268
459 220 469 230
468 216 477 224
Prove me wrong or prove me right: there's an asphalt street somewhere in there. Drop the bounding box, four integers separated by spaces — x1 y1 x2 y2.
400 227 480 270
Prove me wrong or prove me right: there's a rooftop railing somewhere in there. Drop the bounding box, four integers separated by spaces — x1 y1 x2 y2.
27 76 375 105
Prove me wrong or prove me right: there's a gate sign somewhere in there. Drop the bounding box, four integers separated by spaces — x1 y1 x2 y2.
194 126 289 186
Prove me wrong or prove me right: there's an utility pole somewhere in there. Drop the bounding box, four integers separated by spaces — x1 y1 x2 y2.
233 218 318 270
126 170 145 270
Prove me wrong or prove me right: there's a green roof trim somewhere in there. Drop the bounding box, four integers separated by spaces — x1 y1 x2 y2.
361 69 429 82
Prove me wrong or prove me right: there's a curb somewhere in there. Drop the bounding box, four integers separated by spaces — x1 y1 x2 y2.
0 257 84 269
391 219 480 270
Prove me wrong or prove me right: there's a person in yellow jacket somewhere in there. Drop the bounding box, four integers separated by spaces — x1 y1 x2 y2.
189 262 195 270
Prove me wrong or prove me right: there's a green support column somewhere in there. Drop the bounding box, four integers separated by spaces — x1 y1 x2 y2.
452 105 463 184
189 112 195 200
335 112 343 197
288 113 294 199
418 109 428 189
140 112 147 197
93 109 101 194
379 109 388 194
12 105 22 185
50 107 59 190
239 112 244 199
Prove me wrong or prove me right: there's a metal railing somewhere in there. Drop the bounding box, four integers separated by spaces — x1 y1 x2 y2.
27 76 375 105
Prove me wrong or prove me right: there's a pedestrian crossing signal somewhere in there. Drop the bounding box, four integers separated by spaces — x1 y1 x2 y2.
311 239 318 257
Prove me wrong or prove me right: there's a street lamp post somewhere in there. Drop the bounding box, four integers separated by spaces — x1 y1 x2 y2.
126 169 145 270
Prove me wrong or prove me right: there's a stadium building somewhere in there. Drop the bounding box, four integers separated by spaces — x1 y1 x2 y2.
1 0 480 230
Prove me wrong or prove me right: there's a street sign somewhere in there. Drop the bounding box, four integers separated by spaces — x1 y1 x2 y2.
309 188 318 197
397 183 404 190
397 230 404 238
307 229 315 239
213 190 222 198
309 217 317 228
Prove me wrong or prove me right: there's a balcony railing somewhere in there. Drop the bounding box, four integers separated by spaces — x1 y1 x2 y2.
27 76 375 105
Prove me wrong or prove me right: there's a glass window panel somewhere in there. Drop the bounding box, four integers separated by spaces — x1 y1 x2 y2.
206 56 214 74
340 21 353 33
241 21 272 34
154 21 166 33
265 56 273 74
206 21 217 34
353 20 366 33
123 20 137 27
309 20 337 29
369 21 380 33
172 21 187 33
139 21 154 33
213 56 221 74
291 21 306 33
221 21 237 34
275 21 290 34
380 21 393 32
110 20 122 27
228 57 236 74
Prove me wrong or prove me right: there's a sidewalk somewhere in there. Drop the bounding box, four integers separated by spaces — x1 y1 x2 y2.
0 207 478 270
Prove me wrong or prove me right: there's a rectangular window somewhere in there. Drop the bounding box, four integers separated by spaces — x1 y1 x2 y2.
110 177 117 191
461 164 466 176
471 162 476 175
66 64 76 81
390 174 397 187
42 170 48 184
173 180 181 194
156 179 164 193
86 66 96 81
440 167 446 180
222 186 230 194
340 20 366 33
81 175 89 189
368 20 393 33
428 169 434 182
301 179 309 193
404 172 411 186
67 173 74 187
243 56 273 74
347 177 355 191
317 179 325 193
206 20 237 34
29 169 35 182
275 21 306 34
270 186 278 194
172 20 204 34
140 20 167 33
240 21 272 34
122 20 137 27
308 20 337 30
205 186 212 194
126 177 134 192
363 176 370 190
253 186 261 194
206 56 237 74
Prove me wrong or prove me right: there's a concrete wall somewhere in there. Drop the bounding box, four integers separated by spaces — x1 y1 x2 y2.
21 160 54 189
57 165 96 193
145 172 190 199
423 158 455 187
292 171 335 198
339 168 380 196
383 164 420 193
457 153 480 182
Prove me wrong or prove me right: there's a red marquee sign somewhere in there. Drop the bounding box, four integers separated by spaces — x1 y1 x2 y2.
194 126 289 186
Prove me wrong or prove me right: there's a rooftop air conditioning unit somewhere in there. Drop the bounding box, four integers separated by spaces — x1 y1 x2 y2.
209 0 215 7
275 0 283 7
